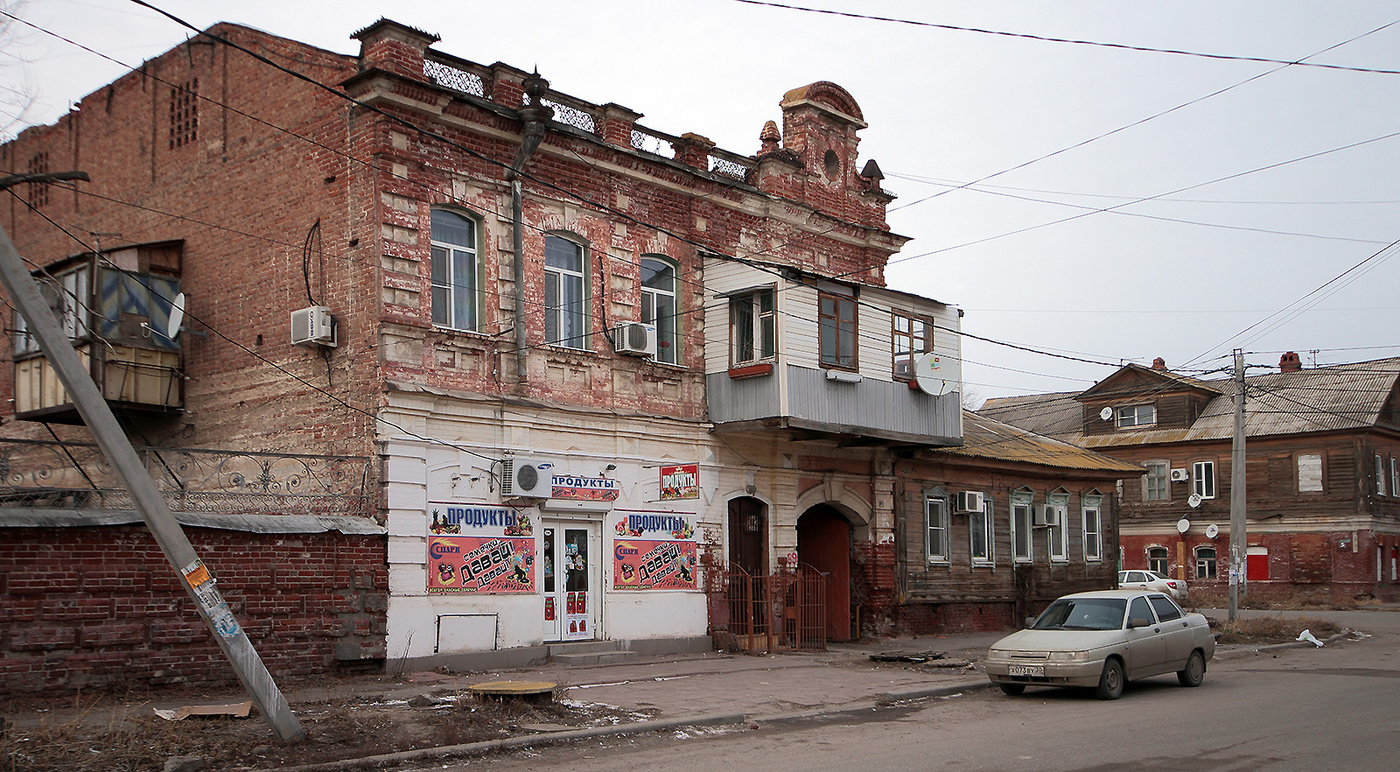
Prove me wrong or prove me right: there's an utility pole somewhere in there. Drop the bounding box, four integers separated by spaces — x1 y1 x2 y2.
0 172 304 741
1228 349 1247 622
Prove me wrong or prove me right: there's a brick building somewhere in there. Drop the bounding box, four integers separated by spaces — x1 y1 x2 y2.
1 18 1134 692
982 355 1400 603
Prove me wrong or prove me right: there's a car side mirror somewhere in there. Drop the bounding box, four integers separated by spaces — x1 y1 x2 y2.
1025 616 1036 628
1128 617 1153 629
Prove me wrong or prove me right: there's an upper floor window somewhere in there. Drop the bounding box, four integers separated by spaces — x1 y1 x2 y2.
641 256 679 364
892 312 930 380
970 498 993 566
730 288 775 366
1144 460 1169 501
545 235 588 349
818 290 857 369
926 496 949 564
1193 460 1216 499
430 209 479 332
15 263 91 355
26 152 49 208
1377 454 1389 496
1392 458 1399 500
1297 453 1323 493
1082 495 1103 562
168 78 198 149
1116 404 1156 428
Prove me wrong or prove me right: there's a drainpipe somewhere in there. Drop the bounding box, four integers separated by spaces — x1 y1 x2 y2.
507 71 553 387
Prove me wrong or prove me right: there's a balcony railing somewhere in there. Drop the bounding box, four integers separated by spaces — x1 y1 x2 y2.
0 439 372 517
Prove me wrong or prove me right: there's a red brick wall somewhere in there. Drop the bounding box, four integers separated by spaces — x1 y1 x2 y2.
0 526 386 696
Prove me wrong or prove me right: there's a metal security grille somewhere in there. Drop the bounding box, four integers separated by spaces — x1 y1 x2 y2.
706 564 826 654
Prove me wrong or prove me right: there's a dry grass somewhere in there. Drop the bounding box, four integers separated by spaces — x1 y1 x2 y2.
1208 615 1343 645
3 690 641 771
1187 588 1363 611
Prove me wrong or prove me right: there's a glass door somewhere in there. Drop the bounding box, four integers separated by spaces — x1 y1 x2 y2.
542 521 598 642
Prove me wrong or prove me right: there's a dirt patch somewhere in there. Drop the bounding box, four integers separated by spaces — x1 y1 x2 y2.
1208 615 1343 645
3 682 649 771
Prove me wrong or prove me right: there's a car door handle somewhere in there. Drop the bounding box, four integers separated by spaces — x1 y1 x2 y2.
1153 627 1161 633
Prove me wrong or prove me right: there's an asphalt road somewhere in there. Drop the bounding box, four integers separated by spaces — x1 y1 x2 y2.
418 609 1400 771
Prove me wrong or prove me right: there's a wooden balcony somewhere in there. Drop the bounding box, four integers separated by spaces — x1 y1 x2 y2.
13 342 182 423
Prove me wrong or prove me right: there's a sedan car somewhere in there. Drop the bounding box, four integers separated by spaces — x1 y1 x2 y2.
1119 569 1188 600
984 589 1215 700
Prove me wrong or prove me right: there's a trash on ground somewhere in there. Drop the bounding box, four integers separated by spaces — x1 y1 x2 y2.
152 700 253 721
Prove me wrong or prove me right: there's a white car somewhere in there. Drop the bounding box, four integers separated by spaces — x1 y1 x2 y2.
1119 569 1188 600
985 589 1215 700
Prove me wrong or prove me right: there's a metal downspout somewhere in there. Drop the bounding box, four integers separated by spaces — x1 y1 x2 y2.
507 72 553 387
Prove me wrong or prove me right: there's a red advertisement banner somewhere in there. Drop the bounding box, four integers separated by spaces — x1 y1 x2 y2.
659 463 700 500
428 535 536 594
613 539 698 591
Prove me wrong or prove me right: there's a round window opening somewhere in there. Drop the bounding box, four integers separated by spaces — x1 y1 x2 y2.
824 149 840 179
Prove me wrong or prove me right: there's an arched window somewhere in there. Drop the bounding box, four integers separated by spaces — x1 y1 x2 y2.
1148 546 1169 576
640 256 679 364
430 209 479 331
545 235 588 349
1195 546 1217 579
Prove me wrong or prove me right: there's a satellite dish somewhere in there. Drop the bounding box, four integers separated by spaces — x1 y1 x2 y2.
1176 518 1191 534
1205 523 1219 539
914 352 961 397
1099 407 1113 421
1187 493 1203 509
166 292 186 340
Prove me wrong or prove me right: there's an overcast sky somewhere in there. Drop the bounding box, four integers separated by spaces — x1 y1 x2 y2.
6 0 1399 405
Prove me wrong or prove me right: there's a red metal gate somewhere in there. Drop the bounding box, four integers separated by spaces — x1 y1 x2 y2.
706 564 827 653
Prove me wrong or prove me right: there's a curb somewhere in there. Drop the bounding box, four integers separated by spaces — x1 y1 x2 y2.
877 680 994 705
253 711 746 772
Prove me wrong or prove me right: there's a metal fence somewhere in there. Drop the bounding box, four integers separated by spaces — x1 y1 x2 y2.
706 564 827 653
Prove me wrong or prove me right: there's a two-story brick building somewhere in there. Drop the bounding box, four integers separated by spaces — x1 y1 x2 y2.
1 18 1138 692
982 354 1400 603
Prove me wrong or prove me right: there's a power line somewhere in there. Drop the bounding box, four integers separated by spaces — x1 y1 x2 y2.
731 0 1400 76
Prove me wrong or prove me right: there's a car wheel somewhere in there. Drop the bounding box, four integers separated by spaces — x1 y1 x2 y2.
999 683 1026 696
1177 650 1205 687
1094 659 1124 700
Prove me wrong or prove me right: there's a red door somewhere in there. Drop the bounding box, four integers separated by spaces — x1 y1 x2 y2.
797 505 852 641
1246 547 1269 581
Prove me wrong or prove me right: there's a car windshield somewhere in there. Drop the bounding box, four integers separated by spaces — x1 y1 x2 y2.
1031 598 1127 631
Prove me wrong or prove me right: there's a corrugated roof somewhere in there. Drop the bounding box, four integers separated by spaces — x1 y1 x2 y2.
980 357 1400 448
929 411 1143 473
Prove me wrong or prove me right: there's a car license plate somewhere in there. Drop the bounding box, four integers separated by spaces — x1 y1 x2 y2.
1007 665 1044 677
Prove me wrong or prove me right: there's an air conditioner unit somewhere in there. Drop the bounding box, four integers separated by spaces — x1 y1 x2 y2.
1033 506 1059 528
1170 468 1190 482
613 322 657 357
290 306 337 347
954 491 985 514
502 457 554 498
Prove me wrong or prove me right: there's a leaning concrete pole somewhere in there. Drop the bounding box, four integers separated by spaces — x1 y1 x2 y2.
0 177 304 741
1228 349 1247 622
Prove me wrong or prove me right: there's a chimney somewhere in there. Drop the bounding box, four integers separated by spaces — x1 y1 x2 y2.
1152 357 1167 371
1279 351 1302 372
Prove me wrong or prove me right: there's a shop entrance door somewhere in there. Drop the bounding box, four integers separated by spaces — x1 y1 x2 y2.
542 521 599 642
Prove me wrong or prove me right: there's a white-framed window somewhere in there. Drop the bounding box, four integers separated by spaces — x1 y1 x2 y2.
892 312 930 381
1193 460 1216 499
1116 404 1156 428
15 263 92 355
1143 460 1169 502
1046 492 1069 562
1195 546 1217 579
1082 494 1103 562
545 235 588 349
1392 458 1399 500
1148 546 1169 576
1376 454 1389 497
1297 453 1323 493
818 289 857 369
926 496 949 564
1011 490 1033 562
971 498 993 565
640 256 679 364
430 209 479 331
730 288 775 366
